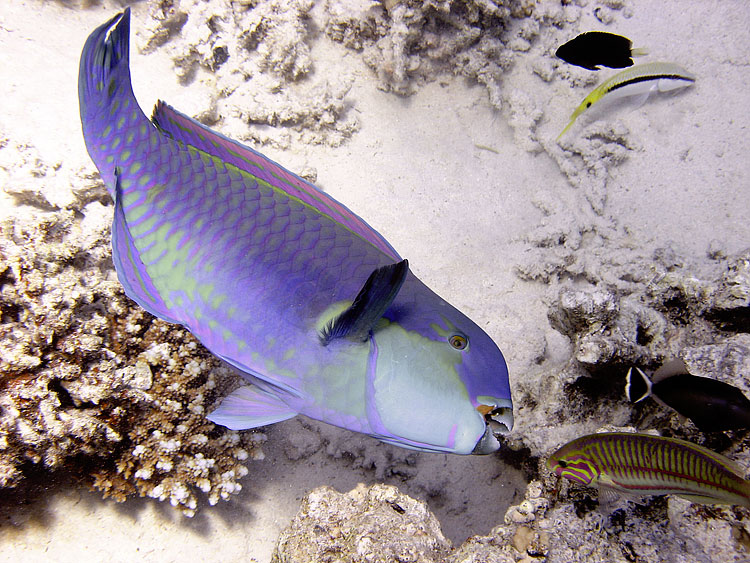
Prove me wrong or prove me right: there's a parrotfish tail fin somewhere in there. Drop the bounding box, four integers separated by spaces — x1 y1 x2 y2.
207 385 298 430
78 8 149 194
631 47 649 57
78 10 130 111
625 367 652 403
111 172 180 323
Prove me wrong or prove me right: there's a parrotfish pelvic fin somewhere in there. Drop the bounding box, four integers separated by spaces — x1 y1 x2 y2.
320 259 409 345
112 171 180 323
206 385 297 430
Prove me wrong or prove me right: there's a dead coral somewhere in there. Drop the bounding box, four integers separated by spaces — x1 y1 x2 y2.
509 245 750 461
272 483 453 563
451 447 750 563
0 210 264 516
326 0 533 97
0 136 109 213
137 0 357 148
272 476 749 562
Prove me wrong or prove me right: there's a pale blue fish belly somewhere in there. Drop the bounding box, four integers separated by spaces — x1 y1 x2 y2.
79 10 513 454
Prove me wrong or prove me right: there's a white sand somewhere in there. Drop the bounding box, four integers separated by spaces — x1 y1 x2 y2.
0 0 748 561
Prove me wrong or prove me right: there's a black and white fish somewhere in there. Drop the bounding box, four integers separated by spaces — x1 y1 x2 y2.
626 359 750 431
556 31 647 71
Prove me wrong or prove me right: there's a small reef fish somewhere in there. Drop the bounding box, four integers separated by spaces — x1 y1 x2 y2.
626 360 750 431
555 31 647 71
557 61 696 139
548 432 750 507
79 10 513 455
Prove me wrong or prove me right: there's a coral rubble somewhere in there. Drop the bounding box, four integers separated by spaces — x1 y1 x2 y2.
136 0 358 148
326 0 540 98
0 209 264 516
271 483 452 563
274 474 749 562
510 241 750 454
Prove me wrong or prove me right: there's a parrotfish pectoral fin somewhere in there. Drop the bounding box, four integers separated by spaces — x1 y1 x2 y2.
320 259 409 345
207 385 298 430
111 171 180 323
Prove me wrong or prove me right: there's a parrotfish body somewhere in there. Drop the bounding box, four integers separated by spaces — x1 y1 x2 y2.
78 10 513 455
548 432 750 507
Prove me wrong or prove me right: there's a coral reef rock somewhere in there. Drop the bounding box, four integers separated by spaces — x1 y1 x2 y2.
511 240 750 455
455 473 749 563
137 0 358 148
534 460 750 563
272 483 452 563
326 0 559 99
0 210 264 516
273 476 748 562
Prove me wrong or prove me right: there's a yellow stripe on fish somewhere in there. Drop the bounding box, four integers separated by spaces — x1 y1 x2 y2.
557 61 696 140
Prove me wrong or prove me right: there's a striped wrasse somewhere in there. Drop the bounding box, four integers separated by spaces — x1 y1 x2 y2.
547 432 750 507
557 61 696 139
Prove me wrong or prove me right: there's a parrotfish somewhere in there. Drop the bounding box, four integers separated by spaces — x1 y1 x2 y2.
548 432 750 507
78 10 513 454
626 360 750 431
555 32 647 71
557 61 696 139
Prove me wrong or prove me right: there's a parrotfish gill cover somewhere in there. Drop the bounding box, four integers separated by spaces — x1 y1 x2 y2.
78 9 513 455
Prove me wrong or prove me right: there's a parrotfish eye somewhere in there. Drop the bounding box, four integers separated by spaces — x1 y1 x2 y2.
449 334 468 350
557 460 568 468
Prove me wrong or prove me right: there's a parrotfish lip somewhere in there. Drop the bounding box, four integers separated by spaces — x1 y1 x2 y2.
471 400 514 455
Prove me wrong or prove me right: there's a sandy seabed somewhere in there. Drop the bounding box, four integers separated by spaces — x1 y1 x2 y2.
0 0 749 561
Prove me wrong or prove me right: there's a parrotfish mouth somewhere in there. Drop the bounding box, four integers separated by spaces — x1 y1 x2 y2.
472 400 514 455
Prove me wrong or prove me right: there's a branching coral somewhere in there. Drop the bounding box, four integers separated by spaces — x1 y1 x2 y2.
0 210 264 516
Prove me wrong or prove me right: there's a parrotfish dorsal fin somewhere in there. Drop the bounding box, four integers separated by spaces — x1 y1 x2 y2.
652 358 690 383
320 259 409 345
112 170 180 323
150 101 400 260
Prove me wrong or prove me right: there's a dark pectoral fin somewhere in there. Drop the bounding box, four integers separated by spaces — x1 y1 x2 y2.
320 259 409 345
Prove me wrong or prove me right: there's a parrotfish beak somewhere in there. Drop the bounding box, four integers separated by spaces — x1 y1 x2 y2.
471 401 514 455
